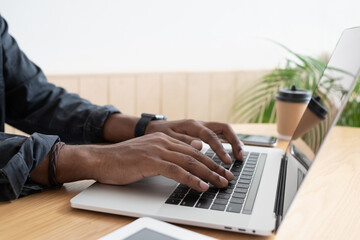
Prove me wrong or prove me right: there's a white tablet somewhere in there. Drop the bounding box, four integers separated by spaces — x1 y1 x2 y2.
98 217 217 240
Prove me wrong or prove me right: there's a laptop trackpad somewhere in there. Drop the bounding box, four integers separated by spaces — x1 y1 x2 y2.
71 176 177 216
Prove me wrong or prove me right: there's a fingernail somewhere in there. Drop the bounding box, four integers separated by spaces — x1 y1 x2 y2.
240 149 245 160
199 181 209 191
225 170 234 180
220 176 228 186
225 153 232 163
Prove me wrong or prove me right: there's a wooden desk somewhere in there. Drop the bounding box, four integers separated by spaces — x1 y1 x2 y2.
1 124 359 240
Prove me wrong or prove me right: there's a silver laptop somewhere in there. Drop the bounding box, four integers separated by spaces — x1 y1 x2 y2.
71 27 360 236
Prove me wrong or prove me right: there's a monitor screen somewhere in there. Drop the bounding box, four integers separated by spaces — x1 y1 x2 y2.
282 27 360 217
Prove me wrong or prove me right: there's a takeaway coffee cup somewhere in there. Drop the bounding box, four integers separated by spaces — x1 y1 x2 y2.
275 85 311 140
292 96 328 139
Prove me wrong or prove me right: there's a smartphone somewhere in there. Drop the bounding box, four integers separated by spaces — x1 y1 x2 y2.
237 134 278 147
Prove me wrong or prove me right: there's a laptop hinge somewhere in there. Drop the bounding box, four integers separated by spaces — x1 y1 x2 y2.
274 153 288 232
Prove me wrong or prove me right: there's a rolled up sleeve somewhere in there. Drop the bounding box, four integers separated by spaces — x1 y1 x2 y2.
0 132 59 201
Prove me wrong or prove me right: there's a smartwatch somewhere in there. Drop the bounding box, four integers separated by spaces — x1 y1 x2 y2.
134 113 167 137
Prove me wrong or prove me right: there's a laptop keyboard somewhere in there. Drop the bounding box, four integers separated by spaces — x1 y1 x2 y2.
165 149 267 214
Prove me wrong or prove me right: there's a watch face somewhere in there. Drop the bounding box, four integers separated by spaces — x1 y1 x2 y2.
142 113 167 120
155 114 167 120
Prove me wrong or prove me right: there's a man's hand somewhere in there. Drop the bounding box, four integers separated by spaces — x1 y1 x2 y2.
146 119 244 164
89 133 234 191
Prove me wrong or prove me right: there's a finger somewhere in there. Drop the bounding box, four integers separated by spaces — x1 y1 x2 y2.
171 120 232 164
197 127 232 164
205 122 244 161
190 140 202 150
167 130 199 146
156 161 210 192
157 133 233 181
161 149 231 188
163 142 234 181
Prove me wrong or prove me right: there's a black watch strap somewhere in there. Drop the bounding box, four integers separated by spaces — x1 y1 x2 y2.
134 113 167 137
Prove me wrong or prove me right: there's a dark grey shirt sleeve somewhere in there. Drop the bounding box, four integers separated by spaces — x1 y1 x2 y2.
0 132 59 201
0 14 120 201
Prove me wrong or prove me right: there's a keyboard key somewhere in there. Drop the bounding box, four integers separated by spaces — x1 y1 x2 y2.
242 170 253 176
169 192 186 199
205 151 215 158
207 186 218 193
221 165 232 170
240 175 252 180
247 163 257 167
195 198 213 209
165 198 181 205
232 193 246 199
247 160 257 164
216 193 231 199
230 197 244 204
202 192 216 199
237 183 250 189
180 195 200 207
238 179 251 184
214 198 228 205
234 187 248 193
173 188 189 194
219 188 233 194
233 161 243 167
206 149 215 155
226 203 242 213
230 168 241 174
244 167 255 172
211 204 226 211
187 189 201 197
233 173 240 178
246 162 256 167
213 156 221 164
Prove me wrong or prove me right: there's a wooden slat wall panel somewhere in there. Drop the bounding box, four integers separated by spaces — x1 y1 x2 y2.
231 71 268 123
79 76 109 106
135 74 161 116
187 73 211 121
235 71 267 92
109 75 136 115
161 74 187 120
210 73 236 123
47 75 80 94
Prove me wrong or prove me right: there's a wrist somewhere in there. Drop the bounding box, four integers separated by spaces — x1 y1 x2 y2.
103 113 139 142
145 119 167 135
56 145 98 183
135 113 167 137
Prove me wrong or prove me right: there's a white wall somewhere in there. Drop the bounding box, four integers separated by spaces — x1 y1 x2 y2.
1 0 360 74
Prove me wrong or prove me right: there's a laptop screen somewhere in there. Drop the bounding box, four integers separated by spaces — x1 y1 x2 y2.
282 27 360 218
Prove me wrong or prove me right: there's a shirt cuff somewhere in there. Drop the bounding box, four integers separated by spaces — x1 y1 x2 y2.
1 133 59 200
83 105 120 143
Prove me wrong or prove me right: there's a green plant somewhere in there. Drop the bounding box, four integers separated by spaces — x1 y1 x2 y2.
231 44 360 127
